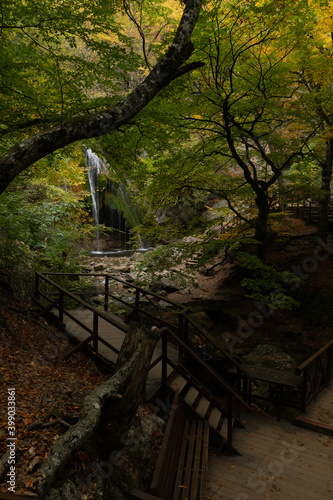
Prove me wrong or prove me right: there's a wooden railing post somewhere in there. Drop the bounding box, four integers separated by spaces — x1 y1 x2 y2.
93 312 98 353
35 273 40 301
301 366 309 412
178 314 184 364
227 393 233 454
183 315 189 351
104 275 109 311
161 329 168 391
240 372 248 403
326 344 332 387
59 290 64 323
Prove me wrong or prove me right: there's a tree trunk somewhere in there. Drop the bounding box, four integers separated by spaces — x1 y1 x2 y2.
98 324 160 454
318 138 333 239
116 324 160 408
254 190 270 260
0 0 203 195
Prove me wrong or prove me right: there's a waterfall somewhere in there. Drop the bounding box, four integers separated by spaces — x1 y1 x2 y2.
86 149 103 226
86 149 104 251
85 149 151 255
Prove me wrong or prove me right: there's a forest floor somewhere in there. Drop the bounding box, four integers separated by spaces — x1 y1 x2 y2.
0 292 107 496
0 217 333 497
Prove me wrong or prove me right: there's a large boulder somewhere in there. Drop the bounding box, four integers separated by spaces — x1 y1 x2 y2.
149 278 181 294
244 344 297 373
103 408 165 498
189 311 214 332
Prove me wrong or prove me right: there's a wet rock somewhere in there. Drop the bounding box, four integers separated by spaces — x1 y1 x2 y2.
189 311 214 331
44 480 84 500
149 278 180 294
199 266 210 276
244 344 297 373
158 300 174 308
104 410 165 497
94 263 107 272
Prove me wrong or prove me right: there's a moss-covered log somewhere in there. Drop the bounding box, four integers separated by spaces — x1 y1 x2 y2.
38 324 161 498
38 349 140 498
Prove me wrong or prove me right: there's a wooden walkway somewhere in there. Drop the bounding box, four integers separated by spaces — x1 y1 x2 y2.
63 309 178 399
295 386 333 436
207 413 333 500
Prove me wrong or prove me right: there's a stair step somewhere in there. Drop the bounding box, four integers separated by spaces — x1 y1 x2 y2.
208 407 223 431
168 374 187 393
184 387 199 407
194 397 211 418
220 417 235 441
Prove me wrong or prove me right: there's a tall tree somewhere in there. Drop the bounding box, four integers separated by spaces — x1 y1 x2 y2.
128 0 319 257
184 0 318 256
0 0 203 194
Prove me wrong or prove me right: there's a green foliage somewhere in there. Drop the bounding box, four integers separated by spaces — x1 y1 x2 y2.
135 242 197 287
0 0 138 137
237 251 301 310
0 0 181 148
0 178 92 295
1 0 333 304
280 159 322 204
104 0 324 252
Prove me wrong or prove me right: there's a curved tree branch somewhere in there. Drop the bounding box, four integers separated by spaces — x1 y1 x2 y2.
0 0 203 195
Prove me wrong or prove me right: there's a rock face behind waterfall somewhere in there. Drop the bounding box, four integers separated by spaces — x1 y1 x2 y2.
85 148 145 252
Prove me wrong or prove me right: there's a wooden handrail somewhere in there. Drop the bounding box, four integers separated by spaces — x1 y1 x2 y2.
163 327 251 410
298 339 333 412
35 272 129 333
298 339 333 370
37 271 258 392
35 272 129 360
158 326 249 452
39 272 184 309
182 312 259 387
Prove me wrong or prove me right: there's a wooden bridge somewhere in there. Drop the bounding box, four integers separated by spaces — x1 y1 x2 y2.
34 272 333 455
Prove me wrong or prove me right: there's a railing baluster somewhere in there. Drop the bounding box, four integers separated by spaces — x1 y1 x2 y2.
161 329 168 392
299 339 333 412
178 314 184 364
227 393 233 454
93 311 98 353
135 288 140 320
35 273 40 302
59 290 64 323
327 344 332 387
104 274 109 311
302 366 309 412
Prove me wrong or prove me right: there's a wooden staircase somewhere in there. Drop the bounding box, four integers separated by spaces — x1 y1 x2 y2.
35 271 254 454
167 367 244 453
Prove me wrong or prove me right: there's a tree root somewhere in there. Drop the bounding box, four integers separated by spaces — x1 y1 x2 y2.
37 348 140 498
27 418 71 432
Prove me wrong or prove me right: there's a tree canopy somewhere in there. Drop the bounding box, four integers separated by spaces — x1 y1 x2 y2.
1 0 333 265
110 0 333 255
0 0 203 193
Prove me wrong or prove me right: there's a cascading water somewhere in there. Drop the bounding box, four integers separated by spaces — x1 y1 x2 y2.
86 148 104 252
86 148 151 255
